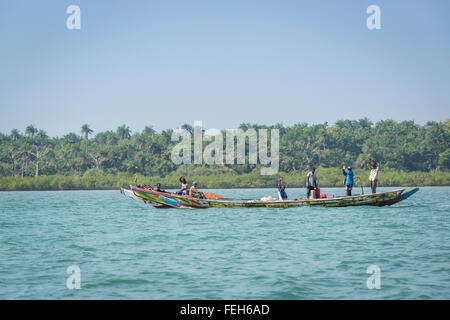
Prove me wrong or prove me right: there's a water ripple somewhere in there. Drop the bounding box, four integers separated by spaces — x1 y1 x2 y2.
0 187 449 299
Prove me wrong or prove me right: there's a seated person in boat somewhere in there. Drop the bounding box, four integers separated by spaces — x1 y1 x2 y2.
189 182 204 198
175 175 188 195
153 183 166 193
306 167 317 198
342 165 354 196
277 178 288 200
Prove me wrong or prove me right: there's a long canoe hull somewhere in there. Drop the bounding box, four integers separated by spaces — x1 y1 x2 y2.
124 186 419 209
120 187 173 209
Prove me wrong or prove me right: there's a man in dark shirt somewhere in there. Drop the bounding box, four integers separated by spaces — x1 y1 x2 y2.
153 183 165 193
277 178 288 200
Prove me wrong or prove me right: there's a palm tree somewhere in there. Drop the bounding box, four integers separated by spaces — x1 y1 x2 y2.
25 125 38 137
143 126 155 135
36 129 48 140
117 125 131 140
10 129 21 141
81 124 94 153
27 130 51 177
181 124 193 135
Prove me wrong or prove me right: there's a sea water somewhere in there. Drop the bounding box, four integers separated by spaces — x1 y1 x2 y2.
0 187 449 299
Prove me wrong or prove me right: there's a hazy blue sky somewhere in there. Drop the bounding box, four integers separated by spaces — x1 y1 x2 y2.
0 0 449 136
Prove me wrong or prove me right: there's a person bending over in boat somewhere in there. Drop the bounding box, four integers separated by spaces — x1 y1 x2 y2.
175 175 188 195
153 183 166 193
277 178 288 200
306 167 317 198
367 158 379 193
342 165 354 196
189 182 204 199
138 184 153 190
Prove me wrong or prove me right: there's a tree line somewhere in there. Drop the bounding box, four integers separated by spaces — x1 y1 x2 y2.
0 119 449 182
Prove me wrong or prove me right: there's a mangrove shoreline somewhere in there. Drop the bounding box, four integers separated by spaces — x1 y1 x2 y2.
1 167 448 191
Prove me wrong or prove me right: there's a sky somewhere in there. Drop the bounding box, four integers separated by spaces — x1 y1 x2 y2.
0 0 449 137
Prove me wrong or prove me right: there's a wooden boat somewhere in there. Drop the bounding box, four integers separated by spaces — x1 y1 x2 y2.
122 185 419 209
120 187 173 209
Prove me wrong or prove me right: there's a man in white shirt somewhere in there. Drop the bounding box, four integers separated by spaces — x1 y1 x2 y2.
306 167 318 199
367 158 379 193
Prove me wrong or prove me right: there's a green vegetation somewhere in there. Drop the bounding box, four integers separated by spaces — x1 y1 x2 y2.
0 119 449 190
0 167 448 191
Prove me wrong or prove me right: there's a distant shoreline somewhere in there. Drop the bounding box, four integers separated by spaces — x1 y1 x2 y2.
1 168 449 191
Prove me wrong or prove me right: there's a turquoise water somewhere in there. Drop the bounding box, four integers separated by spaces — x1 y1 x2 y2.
0 187 449 299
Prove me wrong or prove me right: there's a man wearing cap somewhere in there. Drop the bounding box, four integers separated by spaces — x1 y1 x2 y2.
342 165 354 196
189 182 204 198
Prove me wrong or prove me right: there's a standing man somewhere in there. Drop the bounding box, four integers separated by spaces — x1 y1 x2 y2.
367 158 379 193
277 178 288 200
342 165 354 196
306 167 318 199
